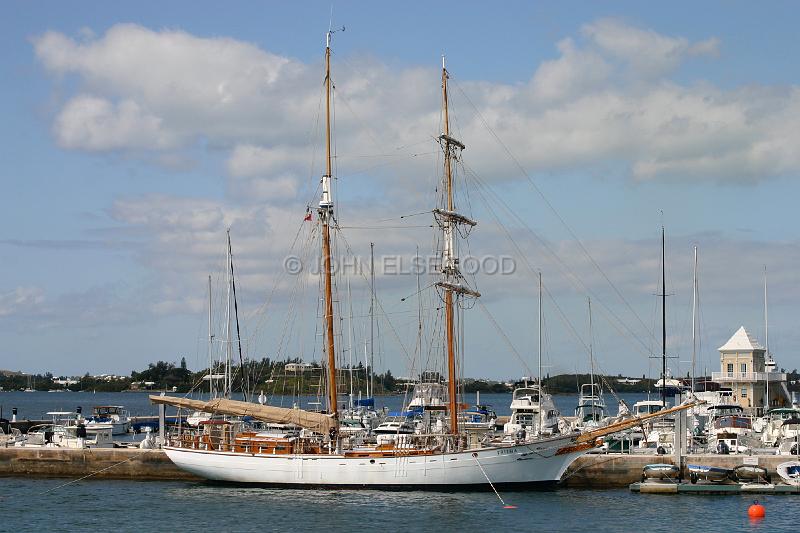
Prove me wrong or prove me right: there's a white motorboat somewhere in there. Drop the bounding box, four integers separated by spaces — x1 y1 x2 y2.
777 461 800 486
573 383 607 429
16 412 114 449
84 405 131 435
760 408 800 446
504 385 559 437
705 405 759 453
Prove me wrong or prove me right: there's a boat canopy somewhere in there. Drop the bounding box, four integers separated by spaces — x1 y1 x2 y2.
149 396 336 434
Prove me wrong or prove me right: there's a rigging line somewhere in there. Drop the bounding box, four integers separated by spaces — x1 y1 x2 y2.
465 168 653 358
338 225 432 230
334 228 413 366
450 77 656 346
466 172 648 361
475 300 533 376
335 151 438 159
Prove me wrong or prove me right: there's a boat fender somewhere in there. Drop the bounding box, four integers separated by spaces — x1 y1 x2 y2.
656 446 666 455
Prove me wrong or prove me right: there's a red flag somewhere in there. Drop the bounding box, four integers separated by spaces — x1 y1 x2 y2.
304 212 312 222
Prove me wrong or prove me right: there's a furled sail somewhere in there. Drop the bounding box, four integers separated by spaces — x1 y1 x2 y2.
149 395 336 434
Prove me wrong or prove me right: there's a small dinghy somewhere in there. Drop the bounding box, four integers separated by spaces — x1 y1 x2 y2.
777 461 800 486
642 463 680 482
733 464 770 483
688 464 733 484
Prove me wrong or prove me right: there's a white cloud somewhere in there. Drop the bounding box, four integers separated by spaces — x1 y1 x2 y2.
54 96 175 150
0 286 45 317
582 18 719 78
33 20 800 185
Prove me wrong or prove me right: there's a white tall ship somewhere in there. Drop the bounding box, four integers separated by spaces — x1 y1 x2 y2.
153 32 689 488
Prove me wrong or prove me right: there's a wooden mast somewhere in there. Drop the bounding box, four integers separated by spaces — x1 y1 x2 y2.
320 31 338 422
441 57 459 436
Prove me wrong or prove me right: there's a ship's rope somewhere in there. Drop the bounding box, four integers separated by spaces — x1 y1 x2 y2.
39 450 157 495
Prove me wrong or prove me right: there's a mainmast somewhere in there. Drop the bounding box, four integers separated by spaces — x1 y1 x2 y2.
437 56 479 437
320 31 338 421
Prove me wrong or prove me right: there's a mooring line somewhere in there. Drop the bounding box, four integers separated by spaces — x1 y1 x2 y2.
40 451 151 495
473 454 516 509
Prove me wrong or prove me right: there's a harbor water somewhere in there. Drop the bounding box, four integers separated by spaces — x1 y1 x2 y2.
2 477 798 532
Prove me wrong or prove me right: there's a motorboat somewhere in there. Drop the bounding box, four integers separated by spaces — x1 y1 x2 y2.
761 408 800 446
573 383 607 429
776 418 800 455
16 412 114 449
372 418 415 446
776 461 800 486
504 385 559 437
706 404 758 453
84 406 131 435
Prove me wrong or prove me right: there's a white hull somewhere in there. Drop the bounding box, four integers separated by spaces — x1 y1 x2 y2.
164 437 585 488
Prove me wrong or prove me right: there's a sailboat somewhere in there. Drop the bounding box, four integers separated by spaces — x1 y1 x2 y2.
152 33 694 488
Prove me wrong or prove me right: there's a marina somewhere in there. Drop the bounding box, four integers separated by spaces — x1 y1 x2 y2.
3 2 800 531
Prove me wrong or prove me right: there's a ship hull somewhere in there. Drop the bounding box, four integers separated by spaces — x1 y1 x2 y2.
163 437 586 488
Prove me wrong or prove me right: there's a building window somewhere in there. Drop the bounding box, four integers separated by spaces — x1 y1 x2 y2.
727 363 734 375
740 363 747 374
741 388 747 398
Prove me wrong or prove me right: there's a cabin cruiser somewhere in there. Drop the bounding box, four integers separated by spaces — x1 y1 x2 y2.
461 404 497 432
760 408 800 446
573 383 607 429
706 405 758 453
372 418 415 445
504 385 559 437
775 418 800 455
407 382 448 411
84 405 131 435
16 412 114 449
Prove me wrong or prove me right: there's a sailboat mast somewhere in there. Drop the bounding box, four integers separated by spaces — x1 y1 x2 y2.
691 246 697 395
538 271 543 434
441 57 459 435
370 242 374 399
208 275 214 398
764 266 770 412
347 275 354 409
320 32 338 420
224 229 233 399
661 226 667 408
588 297 595 419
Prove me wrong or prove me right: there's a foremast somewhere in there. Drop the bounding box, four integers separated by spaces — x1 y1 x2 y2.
320 31 338 423
436 57 479 438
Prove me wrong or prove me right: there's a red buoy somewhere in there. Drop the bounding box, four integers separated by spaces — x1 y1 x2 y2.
748 501 765 519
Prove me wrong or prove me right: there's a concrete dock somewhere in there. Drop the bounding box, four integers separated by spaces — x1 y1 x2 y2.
1 447 795 488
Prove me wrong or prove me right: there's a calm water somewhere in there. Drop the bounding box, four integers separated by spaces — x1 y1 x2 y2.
1 478 796 532
2 391 798 531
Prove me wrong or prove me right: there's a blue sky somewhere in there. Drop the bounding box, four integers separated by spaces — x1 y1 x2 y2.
1 2 799 381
